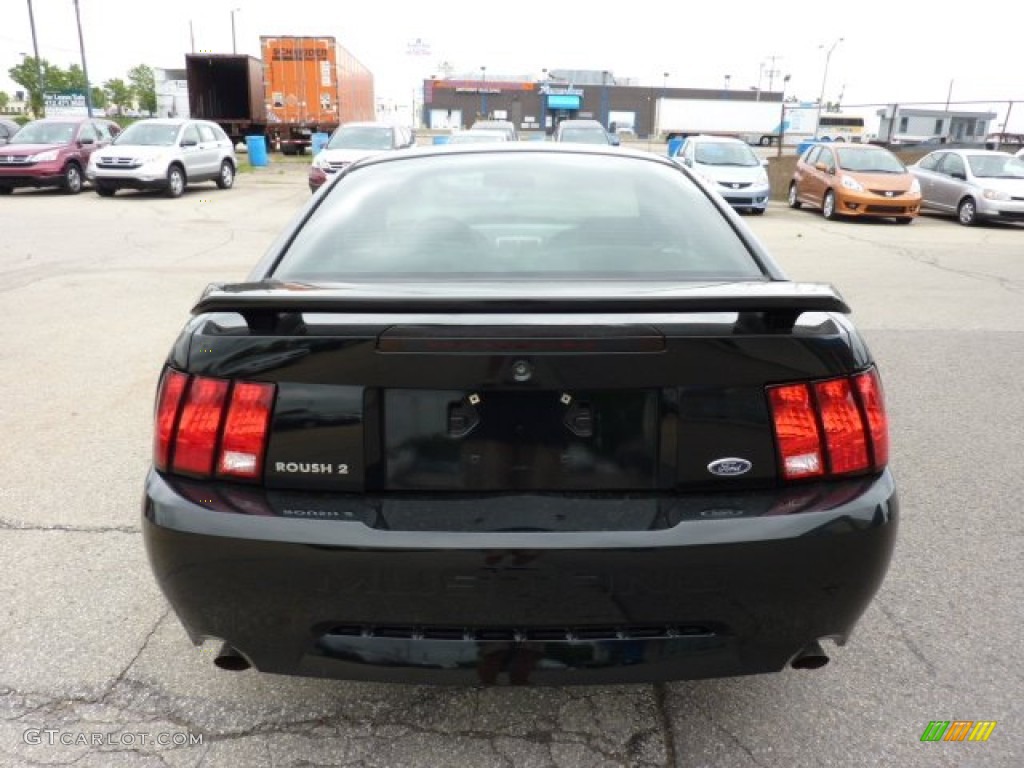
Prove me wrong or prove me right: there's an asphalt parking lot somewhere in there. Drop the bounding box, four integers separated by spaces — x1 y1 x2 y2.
1 160 1021 768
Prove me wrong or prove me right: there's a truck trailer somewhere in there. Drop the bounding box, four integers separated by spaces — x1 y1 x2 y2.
656 98 785 145
185 37 374 155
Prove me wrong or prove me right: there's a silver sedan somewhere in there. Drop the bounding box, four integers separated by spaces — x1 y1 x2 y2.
908 149 1024 225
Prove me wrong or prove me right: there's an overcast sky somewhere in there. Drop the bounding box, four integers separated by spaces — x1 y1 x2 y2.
2 0 1023 129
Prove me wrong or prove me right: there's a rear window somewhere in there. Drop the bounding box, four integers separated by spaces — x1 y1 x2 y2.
273 152 764 281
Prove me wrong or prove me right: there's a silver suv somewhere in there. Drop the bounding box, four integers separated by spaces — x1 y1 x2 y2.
87 118 236 198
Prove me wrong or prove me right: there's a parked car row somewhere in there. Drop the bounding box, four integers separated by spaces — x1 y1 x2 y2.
0 116 237 199
0 117 121 195
307 120 621 193
788 141 1024 227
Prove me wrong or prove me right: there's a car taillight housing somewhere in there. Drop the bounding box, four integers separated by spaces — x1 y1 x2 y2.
153 368 275 481
768 368 889 482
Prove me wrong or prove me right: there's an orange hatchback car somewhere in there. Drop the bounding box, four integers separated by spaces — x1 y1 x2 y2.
788 143 921 223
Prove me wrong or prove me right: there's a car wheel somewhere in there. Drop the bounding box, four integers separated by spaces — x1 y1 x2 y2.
750 208 766 215
957 197 978 226
822 190 838 220
787 183 802 209
216 160 235 190
62 163 83 195
166 165 186 198
0 186 12 195
95 182 116 197
895 217 913 225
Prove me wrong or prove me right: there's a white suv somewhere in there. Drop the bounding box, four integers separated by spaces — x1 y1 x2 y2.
87 118 236 198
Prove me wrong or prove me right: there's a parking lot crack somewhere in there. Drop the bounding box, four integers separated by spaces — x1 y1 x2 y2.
101 607 172 705
876 600 938 677
652 683 678 766
0 518 139 534
679 691 768 768
908 250 1024 294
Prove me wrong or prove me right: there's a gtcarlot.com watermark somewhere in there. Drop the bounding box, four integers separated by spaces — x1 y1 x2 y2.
23 728 203 748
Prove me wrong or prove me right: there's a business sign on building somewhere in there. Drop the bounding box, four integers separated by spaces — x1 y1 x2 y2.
44 90 88 116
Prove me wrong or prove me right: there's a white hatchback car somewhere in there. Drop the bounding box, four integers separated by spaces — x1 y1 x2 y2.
673 135 770 215
87 118 237 198
308 123 414 193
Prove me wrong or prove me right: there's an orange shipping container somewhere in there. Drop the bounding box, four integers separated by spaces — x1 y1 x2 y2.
260 36 374 129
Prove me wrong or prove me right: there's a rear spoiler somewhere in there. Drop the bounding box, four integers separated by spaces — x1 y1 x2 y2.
193 280 849 331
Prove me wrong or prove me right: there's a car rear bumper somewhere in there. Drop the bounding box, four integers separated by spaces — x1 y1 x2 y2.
143 469 898 685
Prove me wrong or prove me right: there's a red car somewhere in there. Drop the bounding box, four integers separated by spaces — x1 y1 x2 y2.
0 117 120 195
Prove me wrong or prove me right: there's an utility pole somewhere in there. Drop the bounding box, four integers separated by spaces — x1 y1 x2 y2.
26 0 45 116
815 38 843 137
72 0 93 114
764 54 782 93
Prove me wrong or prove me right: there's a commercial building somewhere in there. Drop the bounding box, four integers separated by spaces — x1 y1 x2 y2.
877 105 997 144
422 70 782 137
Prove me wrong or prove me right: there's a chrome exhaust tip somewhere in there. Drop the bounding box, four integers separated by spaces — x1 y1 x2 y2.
790 640 830 670
213 642 251 672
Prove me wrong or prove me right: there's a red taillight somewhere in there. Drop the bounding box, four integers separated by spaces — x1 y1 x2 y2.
172 377 230 476
815 378 869 474
767 383 824 480
217 382 274 479
154 370 276 482
154 370 188 471
853 369 889 469
768 368 889 482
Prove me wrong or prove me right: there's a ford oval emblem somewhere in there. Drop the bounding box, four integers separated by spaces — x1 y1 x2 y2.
707 458 752 477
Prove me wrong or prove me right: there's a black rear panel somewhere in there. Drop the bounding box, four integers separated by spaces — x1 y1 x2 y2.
384 389 659 491
174 307 868 494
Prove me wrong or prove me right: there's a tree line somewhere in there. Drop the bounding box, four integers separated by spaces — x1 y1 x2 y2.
4 57 157 118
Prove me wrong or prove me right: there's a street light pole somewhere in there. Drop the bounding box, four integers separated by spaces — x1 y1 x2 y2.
601 70 609 129
777 74 791 158
72 0 93 115
231 8 240 54
815 37 843 137
480 66 487 118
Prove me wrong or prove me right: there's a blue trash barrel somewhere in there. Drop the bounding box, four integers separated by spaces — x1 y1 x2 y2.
667 137 684 157
432 135 451 145
245 135 268 167
311 132 329 155
796 139 820 157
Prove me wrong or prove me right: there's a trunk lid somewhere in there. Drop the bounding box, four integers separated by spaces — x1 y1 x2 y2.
172 280 865 493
